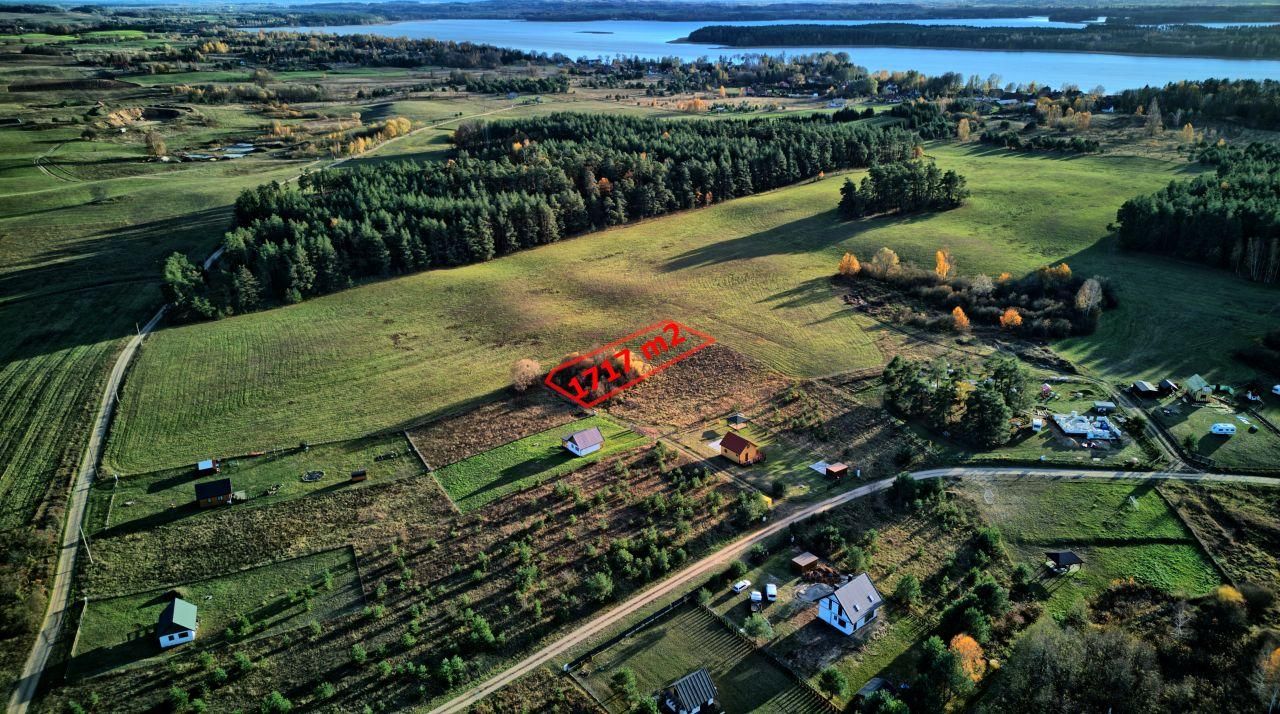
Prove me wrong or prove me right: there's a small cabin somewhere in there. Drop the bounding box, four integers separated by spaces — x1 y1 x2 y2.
194 478 232 508
719 432 762 465
818 572 883 636
792 552 819 575
349 469 368 483
826 462 849 480
194 459 220 476
1092 401 1116 415
1045 550 1083 574
562 426 605 457
1185 374 1213 403
660 668 719 714
157 598 198 649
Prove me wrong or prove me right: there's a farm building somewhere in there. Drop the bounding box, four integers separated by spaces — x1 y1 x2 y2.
825 462 849 479
1185 374 1213 403
1131 381 1159 398
157 598 197 648
718 432 763 465
817 572 883 636
792 552 820 575
1092 401 1116 414
194 478 232 508
194 458 219 476
1052 413 1118 440
1158 379 1179 394
561 426 605 457
660 668 720 714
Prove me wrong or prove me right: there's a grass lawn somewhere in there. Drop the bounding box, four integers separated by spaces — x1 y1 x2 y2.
956 479 1220 616
576 604 828 713
674 420 838 503
1151 398 1280 471
84 434 424 534
432 414 645 512
105 145 1203 473
71 547 362 678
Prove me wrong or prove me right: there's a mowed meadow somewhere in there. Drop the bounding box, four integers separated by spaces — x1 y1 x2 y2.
102 143 1234 474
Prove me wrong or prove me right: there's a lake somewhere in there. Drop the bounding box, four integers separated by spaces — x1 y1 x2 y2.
255 18 1280 90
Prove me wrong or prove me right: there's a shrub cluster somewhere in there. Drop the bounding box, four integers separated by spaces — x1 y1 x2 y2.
979 129 1100 153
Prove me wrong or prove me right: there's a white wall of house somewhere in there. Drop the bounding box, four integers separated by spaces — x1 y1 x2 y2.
818 595 878 636
564 441 601 457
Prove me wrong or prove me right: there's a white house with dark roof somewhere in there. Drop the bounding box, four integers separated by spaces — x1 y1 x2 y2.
818 572 883 636
562 426 605 457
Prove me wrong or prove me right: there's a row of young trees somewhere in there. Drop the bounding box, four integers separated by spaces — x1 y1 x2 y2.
464 74 569 95
837 160 968 218
163 113 921 318
1115 141 1280 284
979 129 1100 154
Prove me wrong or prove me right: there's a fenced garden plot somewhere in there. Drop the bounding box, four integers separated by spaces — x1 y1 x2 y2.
71 547 362 678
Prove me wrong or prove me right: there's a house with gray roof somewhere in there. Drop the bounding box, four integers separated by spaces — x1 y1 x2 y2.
157 598 198 649
562 426 605 457
818 572 883 636
660 668 719 714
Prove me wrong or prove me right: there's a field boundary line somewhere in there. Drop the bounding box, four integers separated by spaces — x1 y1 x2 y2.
1154 485 1237 588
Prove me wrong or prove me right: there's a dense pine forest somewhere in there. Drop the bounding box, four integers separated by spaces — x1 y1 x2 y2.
1115 142 1280 284
837 161 968 218
684 23 1280 60
1115 79 1280 131
163 114 919 318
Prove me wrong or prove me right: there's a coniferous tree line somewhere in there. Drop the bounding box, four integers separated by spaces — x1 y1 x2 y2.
1114 79 1280 131
888 101 952 138
1115 142 1280 283
463 74 568 95
979 129 1100 153
838 161 969 218
882 353 1031 448
685 23 1280 60
162 113 919 319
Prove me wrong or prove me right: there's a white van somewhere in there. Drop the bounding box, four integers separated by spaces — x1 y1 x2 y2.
1210 423 1237 436
765 583 778 602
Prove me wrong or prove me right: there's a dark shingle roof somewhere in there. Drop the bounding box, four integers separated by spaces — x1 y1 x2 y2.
194 478 232 500
1046 551 1083 567
668 668 717 711
158 598 197 633
832 573 883 617
719 432 756 455
563 426 604 449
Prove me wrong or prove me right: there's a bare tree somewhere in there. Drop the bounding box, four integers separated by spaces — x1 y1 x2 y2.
510 358 541 392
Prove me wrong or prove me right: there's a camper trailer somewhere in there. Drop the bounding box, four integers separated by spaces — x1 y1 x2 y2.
1210 423 1237 436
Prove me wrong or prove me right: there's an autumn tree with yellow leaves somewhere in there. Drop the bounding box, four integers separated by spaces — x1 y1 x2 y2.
950 634 986 682
952 306 971 331
935 249 956 278
999 307 1022 329
838 252 861 276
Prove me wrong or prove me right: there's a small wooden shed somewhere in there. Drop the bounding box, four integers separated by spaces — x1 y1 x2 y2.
350 469 368 483
792 552 820 575
194 478 232 508
826 463 849 480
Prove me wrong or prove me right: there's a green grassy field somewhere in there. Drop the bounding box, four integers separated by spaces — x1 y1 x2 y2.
71 547 362 678
84 434 424 534
432 414 645 512
958 479 1220 615
577 604 828 713
1151 399 1280 471
106 147 1206 473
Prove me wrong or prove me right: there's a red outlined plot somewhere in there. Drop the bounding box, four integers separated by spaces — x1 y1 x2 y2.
544 320 715 409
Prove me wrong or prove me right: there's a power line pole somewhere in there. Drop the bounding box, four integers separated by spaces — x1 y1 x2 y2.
79 525 94 566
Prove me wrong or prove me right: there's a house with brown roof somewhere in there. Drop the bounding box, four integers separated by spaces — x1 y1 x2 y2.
718 432 762 465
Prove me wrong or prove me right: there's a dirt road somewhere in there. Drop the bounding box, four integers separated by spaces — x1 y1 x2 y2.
6 307 166 714
426 465 1277 714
